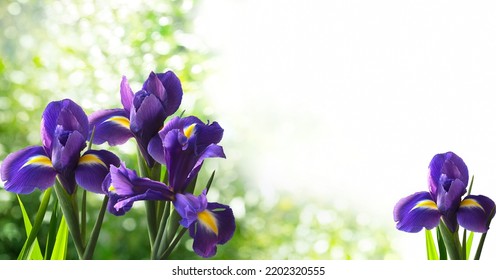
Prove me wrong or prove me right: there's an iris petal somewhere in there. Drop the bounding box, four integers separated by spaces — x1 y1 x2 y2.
428 152 468 197
88 109 133 146
393 191 441 233
75 150 120 194
103 163 174 215
457 195 496 233
1 146 57 194
155 71 183 116
120 76 134 114
130 93 167 167
143 72 166 103
41 99 89 154
189 202 235 258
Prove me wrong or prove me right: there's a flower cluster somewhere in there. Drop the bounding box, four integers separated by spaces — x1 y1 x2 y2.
394 151 495 259
1 70 235 259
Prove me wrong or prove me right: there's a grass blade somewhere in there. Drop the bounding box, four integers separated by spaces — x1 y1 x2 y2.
50 216 68 260
425 229 439 260
466 231 474 259
17 195 44 260
436 227 447 260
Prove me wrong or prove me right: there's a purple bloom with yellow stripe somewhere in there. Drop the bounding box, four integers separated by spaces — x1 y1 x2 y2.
148 116 225 194
174 190 235 258
394 151 495 233
102 162 175 216
1 99 120 194
89 71 183 167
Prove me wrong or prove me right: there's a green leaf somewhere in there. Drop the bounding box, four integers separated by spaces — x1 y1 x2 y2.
438 219 463 259
17 195 43 260
436 227 447 260
53 178 84 259
45 200 60 260
466 231 474 259
425 229 439 260
50 216 68 260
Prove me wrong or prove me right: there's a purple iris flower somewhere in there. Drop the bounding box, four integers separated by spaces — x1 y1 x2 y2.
89 71 183 167
1 99 120 194
394 151 495 233
174 190 235 258
147 116 225 194
102 162 174 216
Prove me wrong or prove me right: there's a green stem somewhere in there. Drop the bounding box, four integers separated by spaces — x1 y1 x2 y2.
137 148 161 252
474 207 495 260
438 219 463 260
82 196 109 260
53 179 84 259
81 190 87 246
160 227 188 260
152 201 171 259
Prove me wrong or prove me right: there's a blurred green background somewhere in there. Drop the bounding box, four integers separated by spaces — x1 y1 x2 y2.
0 0 398 260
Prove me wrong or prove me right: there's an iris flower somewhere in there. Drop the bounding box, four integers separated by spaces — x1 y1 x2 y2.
147 116 225 194
88 71 183 167
102 163 235 258
394 151 495 233
174 190 235 258
102 162 174 216
1 99 120 194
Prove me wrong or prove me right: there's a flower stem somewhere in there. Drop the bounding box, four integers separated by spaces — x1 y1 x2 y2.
152 201 171 259
82 195 108 260
160 227 188 260
53 178 84 259
438 219 463 260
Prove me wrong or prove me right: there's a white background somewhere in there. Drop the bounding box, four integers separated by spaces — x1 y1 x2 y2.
194 0 496 259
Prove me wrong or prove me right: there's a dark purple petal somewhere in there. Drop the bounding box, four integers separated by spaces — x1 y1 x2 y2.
155 71 183 116
161 129 192 192
182 117 224 151
41 99 89 154
206 202 236 245
190 221 219 258
436 178 466 215
174 192 208 228
75 150 120 194
103 163 173 215
1 146 56 194
393 191 441 233
148 134 166 165
57 100 89 136
143 72 166 104
428 152 468 197
187 201 236 258
88 109 133 146
457 195 496 233
50 128 86 174
130 93 167 166
155 116 226 193
120 76 134 114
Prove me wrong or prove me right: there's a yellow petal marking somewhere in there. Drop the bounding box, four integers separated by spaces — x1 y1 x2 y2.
79 154 106 167
106 116 130 129
197 209 218 235
183 123 197 139
413 200 438 210
22 155 53 168
108 185 116 192
460 198 484 211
